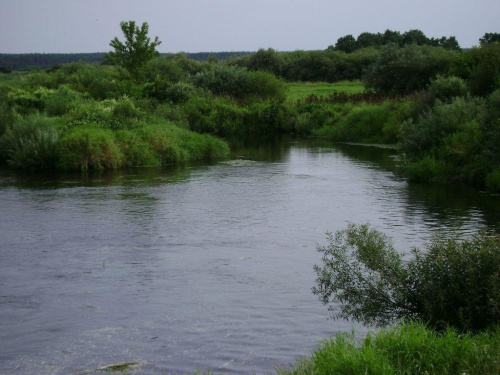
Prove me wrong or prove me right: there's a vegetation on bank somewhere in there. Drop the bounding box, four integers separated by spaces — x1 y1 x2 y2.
277 322 500 375
273 223 500 375
0 24 499 191
314 224 500 333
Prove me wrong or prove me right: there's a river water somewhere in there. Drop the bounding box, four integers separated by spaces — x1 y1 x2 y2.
1 139 499 374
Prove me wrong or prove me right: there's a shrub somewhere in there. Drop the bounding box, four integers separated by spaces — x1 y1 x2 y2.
365 44 456 94
189 65 287 102
323 104 395 143
313 223 500 332
400 97 485 160
145 79 201 104
137 122 229 164
0 114 60 169
7 87 52 114
58 126 124 170
143 56 187 83
44 85 83 116
402 155 449 182
114 130 159 167
427 75 468 102
486 168 500 193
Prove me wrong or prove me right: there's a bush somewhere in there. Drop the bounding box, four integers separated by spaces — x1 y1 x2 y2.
486 168 500 193
189 64 287 102
427 75 468 102
58 126 124 170
0 114 59 169
114 130 159 167
145 79 201 104
400 97 485 160
402 155 449 182
313 223 500 332
365 44 456 94
137 122 230 164
44 85 83 116
335 104 393 143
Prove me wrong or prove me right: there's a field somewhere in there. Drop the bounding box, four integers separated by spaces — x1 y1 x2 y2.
286 80 365 101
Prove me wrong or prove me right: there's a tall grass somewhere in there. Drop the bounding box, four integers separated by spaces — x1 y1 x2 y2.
277 323 500 375
286 81 365 102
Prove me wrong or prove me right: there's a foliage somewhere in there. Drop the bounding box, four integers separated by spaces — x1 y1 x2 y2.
467 42 500 97
486 168 500 193
400 97 484 160
334 35 357 53
318 103 395 143
58 126 124 170
286 81 365 102
277 322 500 375
106 21 161 79
365 44 456 94
426 75 468 103
330 29 461 54
44 85 84 116
313 223 500 332
399 97 492 185
0 114 60 169
480 33 500 45
189 65 287 102
245 48 285 77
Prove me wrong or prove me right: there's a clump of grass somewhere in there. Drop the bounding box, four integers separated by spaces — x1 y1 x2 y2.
0 114 60 169
286 81 365 102
58 126 124 170
277 323 500 375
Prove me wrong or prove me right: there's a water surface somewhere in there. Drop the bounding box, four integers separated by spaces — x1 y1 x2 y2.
1 139 499 374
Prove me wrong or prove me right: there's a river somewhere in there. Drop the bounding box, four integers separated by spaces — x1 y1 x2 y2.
1 139 499 374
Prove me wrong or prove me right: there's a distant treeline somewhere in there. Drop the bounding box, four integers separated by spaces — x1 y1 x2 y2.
330 29 462 53
0 51 250 71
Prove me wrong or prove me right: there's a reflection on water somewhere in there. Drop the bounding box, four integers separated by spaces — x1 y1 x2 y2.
1 138 499 375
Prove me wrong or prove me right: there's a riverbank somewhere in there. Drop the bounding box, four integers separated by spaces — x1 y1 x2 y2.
1 42 499 193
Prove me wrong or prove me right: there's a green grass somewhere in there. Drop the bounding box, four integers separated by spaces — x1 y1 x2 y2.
286 81 365 101
276 322 500 375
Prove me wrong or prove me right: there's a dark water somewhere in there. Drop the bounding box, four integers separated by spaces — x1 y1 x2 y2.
1 139 499 374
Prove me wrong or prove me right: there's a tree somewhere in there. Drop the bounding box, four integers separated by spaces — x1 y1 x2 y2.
480 33 500 45
313 223 500 332
334 35 357 53
356 32 383 49
402 29 429 45
382 29 403 46
364 44 456 94
107 21 161 79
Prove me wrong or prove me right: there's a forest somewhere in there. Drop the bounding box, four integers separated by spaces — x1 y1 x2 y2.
0 26 499 192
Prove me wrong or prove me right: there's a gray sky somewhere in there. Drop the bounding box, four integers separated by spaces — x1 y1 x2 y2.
1 0 499 53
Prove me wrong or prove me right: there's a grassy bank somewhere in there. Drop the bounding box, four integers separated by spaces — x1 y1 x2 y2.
286 81 365 101
277 323 500 375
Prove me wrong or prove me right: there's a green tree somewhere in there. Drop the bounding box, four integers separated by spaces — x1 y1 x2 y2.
107 21 161 79
382 29 403 46
334 34 357 53
313 223 500 332
356 32 383 49
402 29 429 45
480 33 500 45
365 44 456 94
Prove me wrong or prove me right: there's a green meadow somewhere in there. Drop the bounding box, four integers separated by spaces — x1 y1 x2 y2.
286 81 365 101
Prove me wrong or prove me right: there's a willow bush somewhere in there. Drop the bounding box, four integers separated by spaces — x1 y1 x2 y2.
313 223 500 332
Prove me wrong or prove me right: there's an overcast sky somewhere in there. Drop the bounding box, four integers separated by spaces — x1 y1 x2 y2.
1 0 498 53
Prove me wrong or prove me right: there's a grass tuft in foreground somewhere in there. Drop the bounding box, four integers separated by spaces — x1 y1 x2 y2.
276 322 500 375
